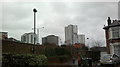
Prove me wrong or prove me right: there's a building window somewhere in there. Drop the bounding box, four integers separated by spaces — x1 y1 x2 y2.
23 36 26 41
111 27 120 39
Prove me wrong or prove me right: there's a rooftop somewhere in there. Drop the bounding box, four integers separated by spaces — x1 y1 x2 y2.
103 19 120 29
109 20 120 26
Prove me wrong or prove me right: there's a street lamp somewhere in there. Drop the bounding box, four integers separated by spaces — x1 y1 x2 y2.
33 8 37 54
86 38 90 51
32 27 44 45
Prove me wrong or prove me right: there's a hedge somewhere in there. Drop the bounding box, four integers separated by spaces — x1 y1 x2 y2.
2 54 47 66
45 47 70 57
48 55 70 62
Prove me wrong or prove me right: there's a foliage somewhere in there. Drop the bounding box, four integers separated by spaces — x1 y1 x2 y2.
45 48 56 57
45 47 71 62
58 55 70 62
48 55 70 62
2 53 47 66
45 47 70 57
55 48 70 56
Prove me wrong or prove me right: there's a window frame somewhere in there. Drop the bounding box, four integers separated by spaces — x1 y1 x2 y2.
110 27 120 39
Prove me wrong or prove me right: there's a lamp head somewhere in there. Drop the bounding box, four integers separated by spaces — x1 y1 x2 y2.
33 8 37 12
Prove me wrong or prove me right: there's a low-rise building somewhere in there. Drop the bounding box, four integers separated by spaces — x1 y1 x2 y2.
90 47 107 57
42 35 58 45
103 17 120 56
21 32 38 44
6 37 20 42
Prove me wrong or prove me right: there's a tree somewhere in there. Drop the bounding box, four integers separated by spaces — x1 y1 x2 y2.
90 38 105 47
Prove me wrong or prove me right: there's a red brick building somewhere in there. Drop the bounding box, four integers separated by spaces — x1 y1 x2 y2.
73 43 85 48
103 17 120 56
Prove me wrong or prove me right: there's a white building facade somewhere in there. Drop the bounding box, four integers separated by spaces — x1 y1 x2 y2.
65 25 78 45
109 26 120 57
21 32 38 44
78 35 85 44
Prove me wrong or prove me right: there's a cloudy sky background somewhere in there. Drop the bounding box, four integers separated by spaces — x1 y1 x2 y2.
1 1 119 47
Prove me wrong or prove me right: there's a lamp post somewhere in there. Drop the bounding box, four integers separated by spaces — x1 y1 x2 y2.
32 27 44 44
86 38 90 51
33 8 37 54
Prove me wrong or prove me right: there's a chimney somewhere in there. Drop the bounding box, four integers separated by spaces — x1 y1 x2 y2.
107 17 111 26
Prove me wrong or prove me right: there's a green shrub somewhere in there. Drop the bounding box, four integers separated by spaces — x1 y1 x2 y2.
45 47 70 57
28 55 47 65
58 55 70 62
45 48 56 57
47 55 70 62
2 54 47 66
45 48 71 63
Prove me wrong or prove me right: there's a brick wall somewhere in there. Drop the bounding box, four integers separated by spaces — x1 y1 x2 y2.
2 40 45 55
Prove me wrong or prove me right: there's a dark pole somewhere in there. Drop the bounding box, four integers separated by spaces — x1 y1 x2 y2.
87 38 89 51
33 8 37 54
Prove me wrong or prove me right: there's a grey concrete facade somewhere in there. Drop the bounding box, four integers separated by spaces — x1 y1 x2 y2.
42 35 58 45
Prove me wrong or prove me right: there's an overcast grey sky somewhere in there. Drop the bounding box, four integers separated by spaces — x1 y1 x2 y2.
1 1 119 47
